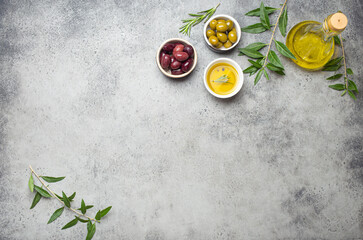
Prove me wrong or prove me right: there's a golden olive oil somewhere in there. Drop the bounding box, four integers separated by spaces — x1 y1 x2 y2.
207 63 238 95
286 13 347 71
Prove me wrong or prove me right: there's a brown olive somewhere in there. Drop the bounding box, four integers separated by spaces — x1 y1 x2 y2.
216 23 228 32
226 20 234 31
216 32 228 43
206 29 215 38
209 20 217 30
224 40 232 48
215 42 223 48
228 31 237 43
209 36 219 46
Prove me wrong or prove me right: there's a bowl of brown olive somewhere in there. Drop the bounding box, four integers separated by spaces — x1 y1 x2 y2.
203 14 241 52
156 38 197 78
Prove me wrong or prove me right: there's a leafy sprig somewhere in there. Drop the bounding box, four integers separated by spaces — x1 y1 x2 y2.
179 3 220 36
239 0 295 85
326 35 358 100
28 165 112 240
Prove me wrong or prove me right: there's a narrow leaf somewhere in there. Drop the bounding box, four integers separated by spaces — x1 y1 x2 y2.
34 185 52 198
40 176 65 183
28 174 34 192
62 191 71 208
245 6 278 16
278 7 288 36
68 192 76 201
75 216 89 223
243 65 259 74
324 57 342 67
326 74 343 80
268 50 284 69
78 205 94 210
100 206 112 218
329 84 345 91
348 90 357 100
86 223 96 240
30 192 42 209
241 23 268 34
274 40 296 59
260 2 271 29
347 68 353 75
263 69 269 81
275 70 285 75
248 59 262 68
266 63 284 72
242 42 267 51
61 218 78 230
322 65 342 71
238 48 264 59
87 220 92 231
341 90 347 96
333 36 341 46
95 210 101 221
348 80 358 93
81 199 86 214
48 207 64 224
254 69 264 85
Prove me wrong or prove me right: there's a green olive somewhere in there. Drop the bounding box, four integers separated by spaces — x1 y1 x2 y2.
209 20 217 30
226 20 234 31
216 23 228 32
206 29 216 38
209 36 219 46
228 31 237 43
217 19 226 24
215 42 223 48
230 27 236 33
216 32 228 43
224 40 232 48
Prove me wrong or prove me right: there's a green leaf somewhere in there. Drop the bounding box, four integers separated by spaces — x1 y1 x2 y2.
341 90 347 96
266 63 284 72
275 70 285 75
30 192 42 209
274 40 296 59
348 90 357 100
34 185 52 198
324 57 343 67
322 65 342 71
333 36 341 46
100 206 112 218
86 222 96 240
263 69 269 81
248 59 262 68
78 205 94 211
75 216 89 223
348 79 358 93
245 6 278 16
329 84 345 91
68 192 76 201
40 176 65 183
81 199 86 214
95 210 101 221
87 220 92 231
254 69 264 85
259 2 271 29
28 174 34 193
61 218 78 230
62 191 71 208
241 23 269 34
238 48 264 59
278 7 288 36
347 68 353 75
243 65 259 74
242 42 268 51
47 207 64 224
326 74 343 80
268 50 284 69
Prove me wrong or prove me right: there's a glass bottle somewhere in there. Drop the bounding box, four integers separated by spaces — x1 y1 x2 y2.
286 12 347 70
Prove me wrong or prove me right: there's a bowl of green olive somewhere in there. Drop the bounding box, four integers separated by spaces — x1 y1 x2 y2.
203 14 241 52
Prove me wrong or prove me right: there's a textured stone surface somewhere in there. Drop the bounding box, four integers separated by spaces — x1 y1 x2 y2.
0 0 362 239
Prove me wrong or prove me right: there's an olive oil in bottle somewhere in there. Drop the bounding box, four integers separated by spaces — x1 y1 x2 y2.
286 12 347 70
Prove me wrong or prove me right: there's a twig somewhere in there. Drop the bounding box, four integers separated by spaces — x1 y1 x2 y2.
339 34 348 89
29 165 99 222
262 0 288 68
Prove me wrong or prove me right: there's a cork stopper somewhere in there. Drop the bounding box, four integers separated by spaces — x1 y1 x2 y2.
328 12 348 32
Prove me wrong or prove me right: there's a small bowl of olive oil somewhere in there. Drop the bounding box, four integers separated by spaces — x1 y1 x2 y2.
204 58 244 98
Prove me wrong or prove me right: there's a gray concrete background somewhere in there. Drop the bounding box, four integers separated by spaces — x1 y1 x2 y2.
0 0 362 239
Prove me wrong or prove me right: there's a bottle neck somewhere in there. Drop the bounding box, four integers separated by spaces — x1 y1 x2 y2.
322 14 344 40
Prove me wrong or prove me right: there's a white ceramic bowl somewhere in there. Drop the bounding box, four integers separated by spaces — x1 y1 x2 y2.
203 14 241 52
156 38 198 79
204 58 244 98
